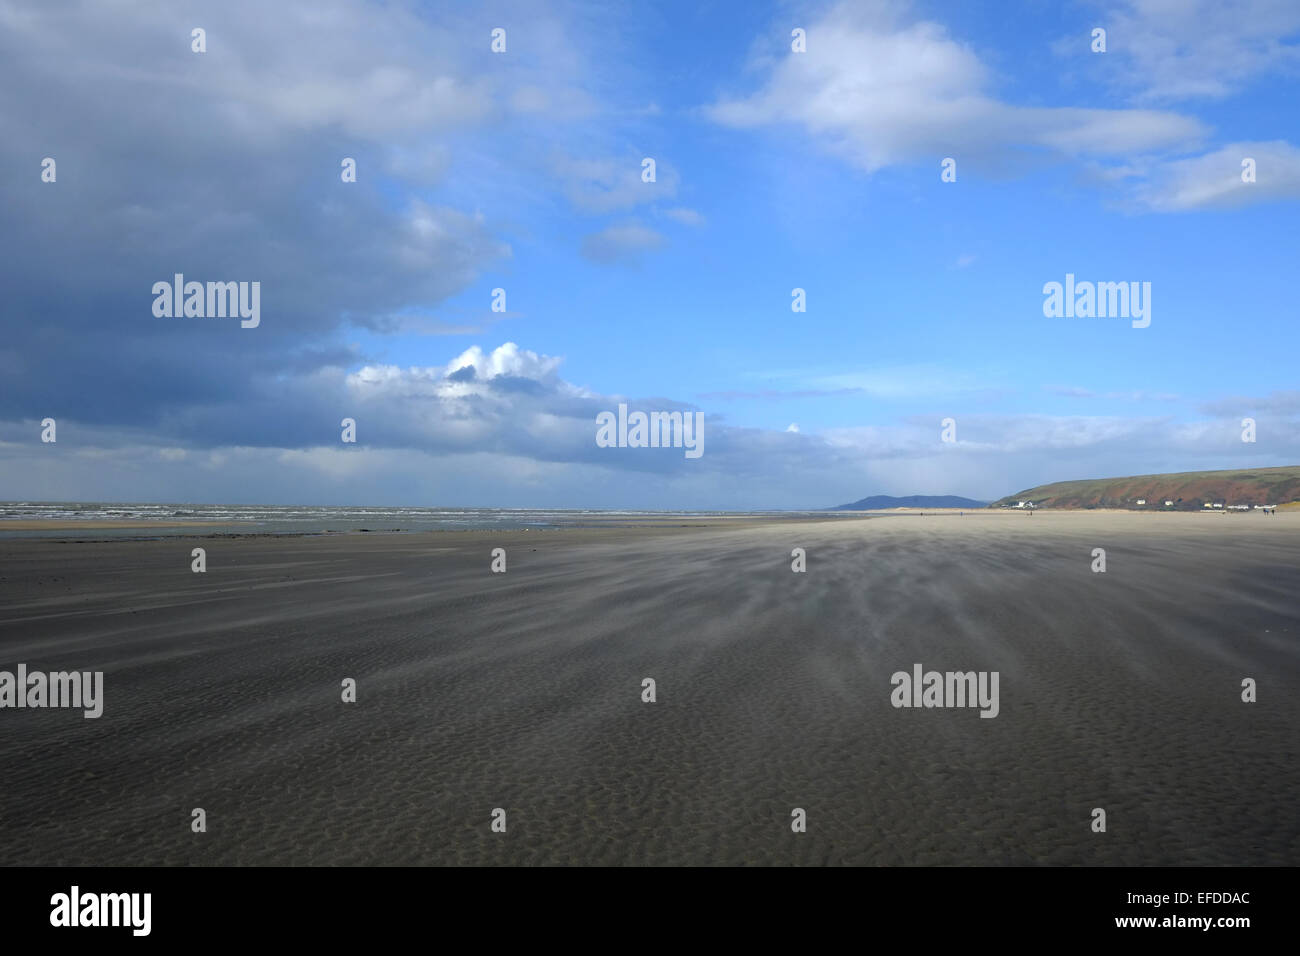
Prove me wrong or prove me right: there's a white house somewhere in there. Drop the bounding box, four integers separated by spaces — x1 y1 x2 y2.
1164 500 1174 507
1203 502 1214 508
1135 499 1146 505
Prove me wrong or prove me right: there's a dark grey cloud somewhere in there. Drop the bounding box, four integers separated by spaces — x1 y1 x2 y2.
0 0 593 437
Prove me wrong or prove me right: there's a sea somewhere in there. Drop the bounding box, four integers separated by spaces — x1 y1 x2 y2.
0 501 846 538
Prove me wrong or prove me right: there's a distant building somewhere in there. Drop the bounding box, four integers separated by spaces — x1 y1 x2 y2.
1164 500 1174 507
1135 499 1146 505
1213 502 1224 509
1203 502 1214 508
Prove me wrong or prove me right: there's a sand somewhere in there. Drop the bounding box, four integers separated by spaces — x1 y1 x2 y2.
0 510 1296 866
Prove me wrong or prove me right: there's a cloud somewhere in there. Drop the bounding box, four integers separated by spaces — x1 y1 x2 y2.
0 0 630 434
355 307 517 337
663 207 706 226
1045 386 1182 401
705 2 1204 174
552 153 679 214
1133 141 1300 210
381 144 453 186
1199 390 1300 416
579 223 666 264
803 364 992 400
4 347 1297 508
1077 0 1300 103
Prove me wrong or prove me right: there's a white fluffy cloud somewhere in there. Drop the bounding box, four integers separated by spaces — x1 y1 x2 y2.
706 2 1204 173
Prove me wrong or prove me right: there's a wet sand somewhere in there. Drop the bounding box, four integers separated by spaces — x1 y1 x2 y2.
0 511 1296 865
0 520 230 531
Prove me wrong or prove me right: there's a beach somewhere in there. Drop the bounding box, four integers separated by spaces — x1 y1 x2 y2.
0 510 1296 865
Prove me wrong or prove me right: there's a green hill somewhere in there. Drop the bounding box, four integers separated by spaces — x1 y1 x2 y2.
990 466 1300 510
828 494 987 510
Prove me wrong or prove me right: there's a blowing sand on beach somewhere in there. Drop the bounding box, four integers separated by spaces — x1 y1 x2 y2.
2 508 1295 866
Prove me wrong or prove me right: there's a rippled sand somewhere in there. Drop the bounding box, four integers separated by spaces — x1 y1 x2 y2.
0 511 1296 865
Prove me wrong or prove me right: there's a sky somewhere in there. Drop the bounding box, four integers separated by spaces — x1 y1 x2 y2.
1 0 1297 509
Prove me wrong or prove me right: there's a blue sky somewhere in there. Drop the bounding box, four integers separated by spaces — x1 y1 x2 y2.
1 0 1298 508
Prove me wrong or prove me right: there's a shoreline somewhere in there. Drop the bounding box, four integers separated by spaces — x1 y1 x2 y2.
0 506 1286 538
0 519 232 531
